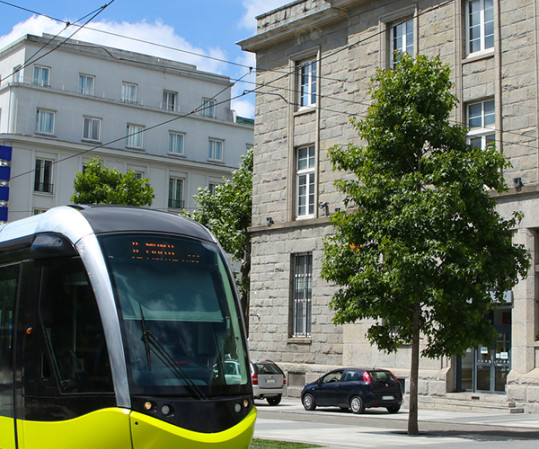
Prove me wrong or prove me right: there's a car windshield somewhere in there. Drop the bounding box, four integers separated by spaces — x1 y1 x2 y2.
99 233 249 397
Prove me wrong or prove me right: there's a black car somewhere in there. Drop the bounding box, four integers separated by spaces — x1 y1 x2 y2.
301 368 402 414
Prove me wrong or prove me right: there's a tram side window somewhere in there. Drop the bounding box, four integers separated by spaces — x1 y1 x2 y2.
0 264 19 417
39 257 113 393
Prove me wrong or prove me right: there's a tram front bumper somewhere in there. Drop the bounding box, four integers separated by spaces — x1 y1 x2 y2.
129 407 257 449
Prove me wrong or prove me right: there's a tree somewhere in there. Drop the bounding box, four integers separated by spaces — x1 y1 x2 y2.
321 54 529 435
71 157 154 206
183 148 253 330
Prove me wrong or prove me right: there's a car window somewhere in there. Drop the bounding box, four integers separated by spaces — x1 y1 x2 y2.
342 370 360 382
370 370 396 382
253 362 282 375
322 371 343 383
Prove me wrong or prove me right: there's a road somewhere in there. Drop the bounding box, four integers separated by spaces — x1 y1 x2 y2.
253 398 539 449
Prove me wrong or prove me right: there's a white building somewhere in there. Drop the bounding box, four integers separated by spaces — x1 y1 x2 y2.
0 34 253 222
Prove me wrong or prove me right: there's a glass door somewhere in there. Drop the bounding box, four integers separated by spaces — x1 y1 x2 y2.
457 308 511 393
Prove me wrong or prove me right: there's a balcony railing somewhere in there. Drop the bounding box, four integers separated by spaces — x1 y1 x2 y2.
34 182 54 194
168 198 184 209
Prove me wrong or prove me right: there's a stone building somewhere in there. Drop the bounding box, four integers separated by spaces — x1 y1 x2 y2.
239 0 539 411
0 34 253 222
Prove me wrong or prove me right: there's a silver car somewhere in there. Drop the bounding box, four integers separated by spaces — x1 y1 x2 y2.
251 360 286 405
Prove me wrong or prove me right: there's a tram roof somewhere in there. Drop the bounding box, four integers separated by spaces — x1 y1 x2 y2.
0 205 215 247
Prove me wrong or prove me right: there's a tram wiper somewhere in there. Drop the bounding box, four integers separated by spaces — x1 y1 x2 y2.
139 305 207 400
139 305 153 374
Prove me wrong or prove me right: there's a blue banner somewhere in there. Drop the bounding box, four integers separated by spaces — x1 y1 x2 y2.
0 166 11 181
0 145 12 161
0 185 8 201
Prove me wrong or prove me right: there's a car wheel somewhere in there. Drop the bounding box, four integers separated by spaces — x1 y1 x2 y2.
267 395 282 406
386 405 400 414
350 395 365 414
302 393 316 411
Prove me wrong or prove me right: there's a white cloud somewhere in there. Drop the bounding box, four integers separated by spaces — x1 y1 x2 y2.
239 0 292 32
0 14 259 117
0 15 228 74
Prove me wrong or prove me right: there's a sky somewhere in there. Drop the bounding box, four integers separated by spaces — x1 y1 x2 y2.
0 0 293 118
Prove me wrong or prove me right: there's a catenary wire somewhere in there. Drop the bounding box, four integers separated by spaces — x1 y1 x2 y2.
8 69 253 183
1 1 117 84
2 0 537 182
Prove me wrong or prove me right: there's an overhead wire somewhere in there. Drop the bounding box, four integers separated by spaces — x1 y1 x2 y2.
8 69 254 183
1 1 117 84
1 0 537 184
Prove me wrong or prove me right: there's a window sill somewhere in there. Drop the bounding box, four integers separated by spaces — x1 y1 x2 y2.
287 337 312 345
462 49 494 65
126 146 145 151
82 138 101 144
294 106 316 117
168 152 186 158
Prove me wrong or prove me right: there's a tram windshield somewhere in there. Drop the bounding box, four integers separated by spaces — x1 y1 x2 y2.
100 233 249 397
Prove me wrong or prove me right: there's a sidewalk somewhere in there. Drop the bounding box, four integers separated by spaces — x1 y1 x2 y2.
253 397 539 449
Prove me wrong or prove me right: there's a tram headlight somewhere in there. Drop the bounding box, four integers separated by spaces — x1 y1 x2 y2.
234 402 242 413
143 401 154 411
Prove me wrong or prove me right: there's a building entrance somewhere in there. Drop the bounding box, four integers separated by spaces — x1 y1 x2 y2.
457 308 512 393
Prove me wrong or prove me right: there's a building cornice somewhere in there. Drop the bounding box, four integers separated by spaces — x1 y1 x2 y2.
0 134 237 175
1 34 231 87
237 6 347 52
0 82 251 131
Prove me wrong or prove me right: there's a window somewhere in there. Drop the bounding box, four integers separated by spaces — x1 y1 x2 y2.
292 253 312 338
39 257 113 393
467 99 495 149
33 66 49 87
13 65 21 82
127 124 144 149
209 183 220 195
168 177 184 209
296 145 315 218
168 132 184 154
163 91 177 111
121 82 138 104
391 19 414 66
208 139 223 161
34 158 53 193
83 117 101 141
36 109 55 134
202 98 216 118
0 264 18 417
298 59 317 107
79 74 95 96
467 0 494 55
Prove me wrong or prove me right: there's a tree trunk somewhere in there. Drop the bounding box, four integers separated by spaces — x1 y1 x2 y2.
408 301 421 435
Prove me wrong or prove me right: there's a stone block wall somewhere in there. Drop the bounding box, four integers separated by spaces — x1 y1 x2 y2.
243 0 539 407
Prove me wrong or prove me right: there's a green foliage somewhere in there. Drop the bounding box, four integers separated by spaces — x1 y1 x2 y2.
321 54 530 359
71 157 154 207
183 148 253 321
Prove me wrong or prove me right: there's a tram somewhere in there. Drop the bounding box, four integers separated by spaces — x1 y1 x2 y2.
0 205 256 449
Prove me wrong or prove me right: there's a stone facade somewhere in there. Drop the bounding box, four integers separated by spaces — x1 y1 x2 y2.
240 0 539 410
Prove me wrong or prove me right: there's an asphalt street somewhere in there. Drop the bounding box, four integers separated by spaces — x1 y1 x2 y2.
253 398 539 449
